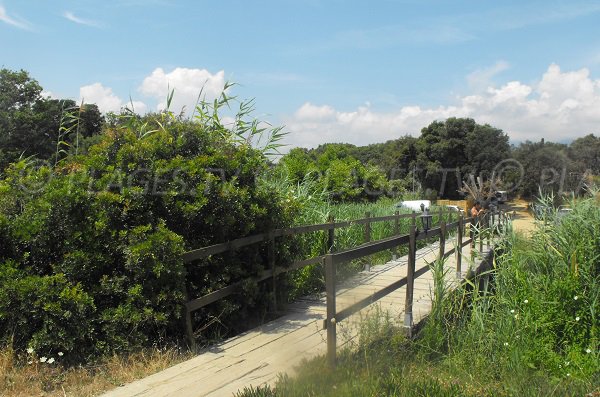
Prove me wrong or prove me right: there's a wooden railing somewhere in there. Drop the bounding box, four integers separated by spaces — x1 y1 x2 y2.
323 210 506 366
181 208 506 352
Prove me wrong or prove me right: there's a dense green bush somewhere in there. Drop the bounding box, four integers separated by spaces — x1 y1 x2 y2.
0 106 295 361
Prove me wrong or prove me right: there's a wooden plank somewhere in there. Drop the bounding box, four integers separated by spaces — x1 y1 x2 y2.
330 233 410 265
182 233 267 262
334 276 408 324
185 283 241 313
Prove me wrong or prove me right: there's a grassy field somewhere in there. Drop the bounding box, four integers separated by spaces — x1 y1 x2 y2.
237 194 600 397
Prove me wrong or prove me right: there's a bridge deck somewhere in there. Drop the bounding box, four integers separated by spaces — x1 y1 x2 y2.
102 238 486 397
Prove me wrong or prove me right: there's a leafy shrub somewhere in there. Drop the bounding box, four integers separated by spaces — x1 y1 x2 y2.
0 101 295 360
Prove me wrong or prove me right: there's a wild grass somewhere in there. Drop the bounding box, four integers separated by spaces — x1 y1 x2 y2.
238 193 600 396
270 166 455 299
0 343 192 396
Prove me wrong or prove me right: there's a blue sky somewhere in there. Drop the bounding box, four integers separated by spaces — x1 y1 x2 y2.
2 0 600 149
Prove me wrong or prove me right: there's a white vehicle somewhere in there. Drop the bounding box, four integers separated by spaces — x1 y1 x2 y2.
395 200 431 212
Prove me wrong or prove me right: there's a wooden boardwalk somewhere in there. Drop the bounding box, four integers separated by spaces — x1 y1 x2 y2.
102 238 486 397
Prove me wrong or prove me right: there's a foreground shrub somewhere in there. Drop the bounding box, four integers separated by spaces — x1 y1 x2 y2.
0 102 294 361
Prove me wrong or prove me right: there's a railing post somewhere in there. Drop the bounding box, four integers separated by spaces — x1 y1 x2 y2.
327 215 335 254
325 254 336 368
364 211 372 271
438 209 446 260
404 212 417 336
185 306 195 351
479 214 484 253
364 211 371 243
470 217 476 260
392 210 400 260
486 212 491 248
456 213 463 279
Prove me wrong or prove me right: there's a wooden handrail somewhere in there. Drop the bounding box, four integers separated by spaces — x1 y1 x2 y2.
183 209 490 349
182 211 420 263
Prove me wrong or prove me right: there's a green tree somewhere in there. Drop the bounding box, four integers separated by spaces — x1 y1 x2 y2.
0 69 104 170
415 118 510 199
0 69 44 167
512 139 573 198
568 134 600 174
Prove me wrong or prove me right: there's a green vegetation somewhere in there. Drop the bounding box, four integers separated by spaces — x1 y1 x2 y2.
1 67 599 394
237 195 600 396
0 89 297 361
0 68 104 169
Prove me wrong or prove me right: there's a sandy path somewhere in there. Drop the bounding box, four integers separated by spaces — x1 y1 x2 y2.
502 199 535 235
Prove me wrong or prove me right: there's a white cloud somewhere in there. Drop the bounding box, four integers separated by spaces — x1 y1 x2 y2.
79 83 146 114
284 63 600 148
0 5 30 30
467 61 510 91
139 67 226 114
63 11 102 27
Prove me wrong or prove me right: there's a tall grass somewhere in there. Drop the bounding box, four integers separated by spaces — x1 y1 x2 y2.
238 192 600 396
264 168 455 299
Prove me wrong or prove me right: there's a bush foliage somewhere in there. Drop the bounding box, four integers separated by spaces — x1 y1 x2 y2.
0 106 295 361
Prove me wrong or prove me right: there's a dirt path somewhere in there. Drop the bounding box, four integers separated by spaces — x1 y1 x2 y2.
502 199 536 235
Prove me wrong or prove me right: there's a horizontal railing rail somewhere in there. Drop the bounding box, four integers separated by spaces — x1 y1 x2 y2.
182 207 506 351
324 210 506 366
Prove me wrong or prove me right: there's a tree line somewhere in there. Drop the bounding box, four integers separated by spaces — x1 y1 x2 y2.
279 119 599 200
2 67 599 201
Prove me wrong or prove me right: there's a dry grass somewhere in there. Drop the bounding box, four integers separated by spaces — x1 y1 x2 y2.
0 345 192 397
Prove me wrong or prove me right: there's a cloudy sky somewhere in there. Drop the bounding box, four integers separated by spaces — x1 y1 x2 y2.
2 0 600 149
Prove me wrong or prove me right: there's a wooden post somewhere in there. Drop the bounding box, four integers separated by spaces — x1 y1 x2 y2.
325 255 336 368
479 214 484 253
364 211 371 243
327 215 335 254
456 213 463 279
470 217 476 260
404 212 417 335
438 209 446 260
364 211 372 271
393 210 400 260
486 213 491 248
185 308 195 351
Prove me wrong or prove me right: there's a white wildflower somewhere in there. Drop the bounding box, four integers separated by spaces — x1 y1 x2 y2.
503 342 509 346
58 352 64 357
40 357 47 363
47 357 55 364
574 296 578 300
26 347 34 354
586 348 592 354
523 299 528 304
576 316 580 322
510 309 515 314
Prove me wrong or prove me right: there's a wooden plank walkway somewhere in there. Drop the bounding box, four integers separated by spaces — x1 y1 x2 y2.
102 237 488 397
